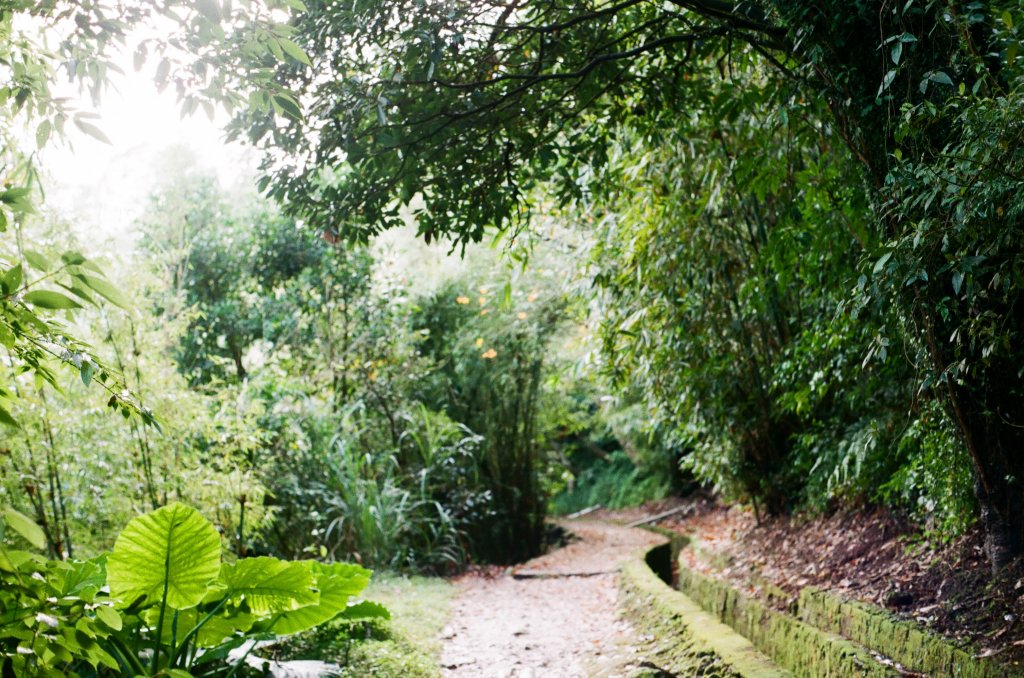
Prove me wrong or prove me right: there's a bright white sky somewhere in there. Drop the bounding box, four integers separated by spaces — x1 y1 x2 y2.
40 45 258 248
33 26 474 289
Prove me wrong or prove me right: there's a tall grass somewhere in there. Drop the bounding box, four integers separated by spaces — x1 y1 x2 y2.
321 435 467 572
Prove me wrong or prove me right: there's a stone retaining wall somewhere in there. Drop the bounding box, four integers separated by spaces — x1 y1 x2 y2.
618 527 1023 678
799 587 1014 678
619 542 791 677
676 565 898 678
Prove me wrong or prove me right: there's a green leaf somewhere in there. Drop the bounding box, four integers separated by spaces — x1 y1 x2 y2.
52 558 106 597
24 250 51 272
0 322 15 348
0 187 30 205
73 118 113 145
877 69 897 96
890 41 903 65
217 557 317 614
0 405 19 428
2 506 46 549
107 503 221 610
59 281 97 306
77 274 129 309
22 290 82 309
272 94 302 120
60 250 87 266
339 600 390 621
0 188 32 213
80 360 95 387
268 562 372 635
36 120 52 148
929 71 954 86
143 605 256 647
872 252 892 275
278 38 311 66
195 0 221 22
95 605 122 631
2 264 22 295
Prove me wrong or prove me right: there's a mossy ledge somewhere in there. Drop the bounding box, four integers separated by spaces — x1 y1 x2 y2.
619 540 791 677
799 587 1019 678
676 558 899 678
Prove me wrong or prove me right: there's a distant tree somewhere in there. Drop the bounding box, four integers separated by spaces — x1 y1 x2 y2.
1 0 306 425
139 170 373 386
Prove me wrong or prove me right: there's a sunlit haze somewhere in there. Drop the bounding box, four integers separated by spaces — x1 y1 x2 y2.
40 42 257 248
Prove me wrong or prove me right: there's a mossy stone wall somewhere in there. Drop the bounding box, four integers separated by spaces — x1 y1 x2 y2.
620 544 790 677
799 587 1017 678
676 564 898 678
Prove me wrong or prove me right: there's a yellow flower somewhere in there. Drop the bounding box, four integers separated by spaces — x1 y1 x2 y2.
481 348 497 359
456 296 470 305
478 296 487 306
475 338 484 348
517 312 527 320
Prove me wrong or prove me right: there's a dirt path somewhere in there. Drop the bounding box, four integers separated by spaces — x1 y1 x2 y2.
439 520 664 678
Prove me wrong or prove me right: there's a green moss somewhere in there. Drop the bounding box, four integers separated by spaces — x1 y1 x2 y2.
626 533 1023 678
798 587 1019 678
676 560 898 678
620 544 790 677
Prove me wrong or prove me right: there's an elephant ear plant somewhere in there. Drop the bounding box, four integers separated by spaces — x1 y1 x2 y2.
0 503 388 677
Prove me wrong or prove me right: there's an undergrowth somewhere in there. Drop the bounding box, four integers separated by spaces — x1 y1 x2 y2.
551 451 671 515
268 574 454 677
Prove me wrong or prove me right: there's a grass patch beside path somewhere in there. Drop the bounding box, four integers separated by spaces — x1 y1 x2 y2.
270 573 455 677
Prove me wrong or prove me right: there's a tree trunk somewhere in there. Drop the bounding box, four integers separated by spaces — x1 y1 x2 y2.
950 380 1024 569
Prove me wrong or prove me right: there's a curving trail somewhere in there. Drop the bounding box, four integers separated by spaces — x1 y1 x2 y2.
440 520 665 678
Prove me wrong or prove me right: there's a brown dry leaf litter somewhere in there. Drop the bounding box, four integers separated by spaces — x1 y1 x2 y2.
659 497 1024 669
440 520 664 678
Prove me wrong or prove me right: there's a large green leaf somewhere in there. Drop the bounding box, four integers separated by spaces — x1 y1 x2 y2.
107 503 221 610
2 264 23 295
268 562 372 635
217 556 317 614
142 606 255 647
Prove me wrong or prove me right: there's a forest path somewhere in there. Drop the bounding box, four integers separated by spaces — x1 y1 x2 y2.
439 519 665 678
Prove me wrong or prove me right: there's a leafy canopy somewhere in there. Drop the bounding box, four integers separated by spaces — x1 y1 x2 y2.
236 0 785 244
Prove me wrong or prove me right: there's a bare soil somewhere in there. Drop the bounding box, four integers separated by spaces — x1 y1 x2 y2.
439 520 664 677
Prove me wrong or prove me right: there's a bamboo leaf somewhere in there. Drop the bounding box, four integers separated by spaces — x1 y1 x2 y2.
23 290 82 309
2 506 46 549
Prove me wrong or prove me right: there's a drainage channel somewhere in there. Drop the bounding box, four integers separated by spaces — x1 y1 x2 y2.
631 529 1020 678
619 538 791 678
